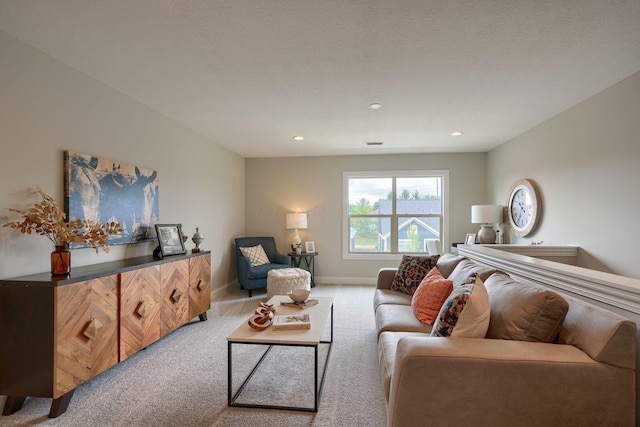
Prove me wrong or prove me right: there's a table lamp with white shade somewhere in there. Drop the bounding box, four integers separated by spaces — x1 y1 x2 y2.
286 212 307 252
471 205 503 244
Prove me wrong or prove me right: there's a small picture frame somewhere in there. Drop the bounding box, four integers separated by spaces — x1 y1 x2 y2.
305 241 316 253
154 224 187 257
465 233 477 245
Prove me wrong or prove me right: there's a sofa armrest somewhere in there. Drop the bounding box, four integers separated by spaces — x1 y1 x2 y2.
388 336 635 427
270 252 288 265
377 268 397 290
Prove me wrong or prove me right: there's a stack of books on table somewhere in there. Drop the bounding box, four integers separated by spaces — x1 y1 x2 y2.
272 313 311 330
280 299 318 310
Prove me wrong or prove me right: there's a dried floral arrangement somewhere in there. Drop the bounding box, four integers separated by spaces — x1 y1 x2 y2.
3 186 122 253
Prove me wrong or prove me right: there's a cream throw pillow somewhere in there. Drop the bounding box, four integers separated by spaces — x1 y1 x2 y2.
240 244 270 267
430 276 490 338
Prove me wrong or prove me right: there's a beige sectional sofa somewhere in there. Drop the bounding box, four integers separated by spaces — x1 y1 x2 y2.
375 253 636 427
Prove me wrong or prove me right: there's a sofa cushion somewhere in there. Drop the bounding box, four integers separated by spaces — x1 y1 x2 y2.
239 244 270 267
484 273 570 343
435 253 465 279
411 267 453 325
431 276 490 338
375 304 433 336
447 258 497 286
390 255 440 295
374 289 412 312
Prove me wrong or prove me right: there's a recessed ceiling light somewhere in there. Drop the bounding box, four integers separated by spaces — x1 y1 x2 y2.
292 135 304 141
451 131 464 136
369 103 382 110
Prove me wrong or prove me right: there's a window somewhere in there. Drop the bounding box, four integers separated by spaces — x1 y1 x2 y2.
343 170 448 260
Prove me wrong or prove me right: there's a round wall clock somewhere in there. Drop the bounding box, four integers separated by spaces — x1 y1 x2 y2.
507 179 541 237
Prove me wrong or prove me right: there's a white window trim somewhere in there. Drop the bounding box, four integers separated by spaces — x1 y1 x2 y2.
342 170 449 261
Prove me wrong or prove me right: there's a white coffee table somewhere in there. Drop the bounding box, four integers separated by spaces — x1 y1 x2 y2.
227 295 334 412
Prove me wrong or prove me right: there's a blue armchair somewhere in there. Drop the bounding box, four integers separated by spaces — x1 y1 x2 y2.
235 237 291 297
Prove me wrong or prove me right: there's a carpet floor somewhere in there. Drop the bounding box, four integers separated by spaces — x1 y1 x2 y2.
1 283 387 426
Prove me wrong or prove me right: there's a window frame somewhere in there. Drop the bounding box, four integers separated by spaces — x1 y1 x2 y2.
342 170 449 261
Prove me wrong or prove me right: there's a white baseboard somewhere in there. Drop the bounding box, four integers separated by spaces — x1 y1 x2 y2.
315 276 377 286
212 279 238 298
214 277 377 296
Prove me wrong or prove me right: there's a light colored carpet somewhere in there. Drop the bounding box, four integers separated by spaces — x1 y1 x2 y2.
2 284 387 426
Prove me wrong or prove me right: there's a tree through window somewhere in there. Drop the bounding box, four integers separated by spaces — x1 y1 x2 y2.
344 171 448 258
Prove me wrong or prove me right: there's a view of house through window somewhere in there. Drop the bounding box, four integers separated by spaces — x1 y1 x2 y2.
344 171 447 257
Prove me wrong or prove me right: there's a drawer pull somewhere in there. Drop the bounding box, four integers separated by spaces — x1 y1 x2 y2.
83 318 104 340
196 279 203 291
135 300 147 318
171 288 182 303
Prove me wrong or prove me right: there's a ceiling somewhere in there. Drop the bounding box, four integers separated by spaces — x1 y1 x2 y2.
1 1 640 158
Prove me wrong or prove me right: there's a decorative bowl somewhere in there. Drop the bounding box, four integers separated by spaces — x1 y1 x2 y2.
288 289 310 303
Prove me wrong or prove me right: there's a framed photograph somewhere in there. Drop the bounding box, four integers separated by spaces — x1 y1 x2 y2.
465 233 477 245
154 224 186 257
305 241 316 253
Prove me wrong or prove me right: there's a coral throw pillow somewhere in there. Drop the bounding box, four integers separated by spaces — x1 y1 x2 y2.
390 255 440 295
239 244 270 267
411 267 453 325
430 276 490 338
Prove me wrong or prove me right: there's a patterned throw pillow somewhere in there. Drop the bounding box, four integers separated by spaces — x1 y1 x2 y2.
239 244 270 267
430 276 490 338
390 255 440 295
411 267 454 325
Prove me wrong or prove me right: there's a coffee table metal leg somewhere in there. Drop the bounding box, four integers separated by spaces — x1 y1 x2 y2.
316 305 333 409
228 341 331 412
321 304 333 344
314 345 319 411
330 304 333 342
229 343 275 407
227 341 232 406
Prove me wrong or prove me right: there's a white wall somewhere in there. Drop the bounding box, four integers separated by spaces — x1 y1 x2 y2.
246 153 487 283
488 71 640 279
0 31 245 289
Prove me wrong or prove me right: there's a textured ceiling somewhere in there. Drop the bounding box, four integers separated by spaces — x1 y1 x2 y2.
1 1 640 158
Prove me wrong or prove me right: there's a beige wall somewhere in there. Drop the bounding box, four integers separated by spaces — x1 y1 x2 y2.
488 71 640 279
247 72 640 282
0 31 245 289
4 25 638 288
246 153 487 283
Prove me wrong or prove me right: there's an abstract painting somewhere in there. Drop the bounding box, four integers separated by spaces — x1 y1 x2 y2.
64 150 159 247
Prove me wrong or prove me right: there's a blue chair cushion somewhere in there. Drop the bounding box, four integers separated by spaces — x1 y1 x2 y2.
247 263 291 279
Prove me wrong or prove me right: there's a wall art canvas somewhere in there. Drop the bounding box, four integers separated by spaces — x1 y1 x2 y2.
64 150 159 247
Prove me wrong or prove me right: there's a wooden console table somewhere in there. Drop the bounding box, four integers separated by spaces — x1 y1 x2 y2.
0 251 211 418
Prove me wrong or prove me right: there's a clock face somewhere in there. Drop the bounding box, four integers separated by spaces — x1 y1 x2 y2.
510 188 532 228
507 179 540 237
